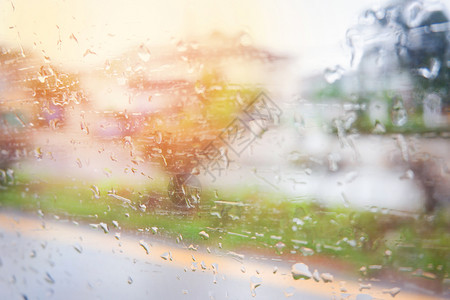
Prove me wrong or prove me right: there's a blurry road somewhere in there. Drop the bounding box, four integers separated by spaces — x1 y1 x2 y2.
0 209 446 300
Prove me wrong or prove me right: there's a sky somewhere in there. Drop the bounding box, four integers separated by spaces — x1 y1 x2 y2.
0 0 383 75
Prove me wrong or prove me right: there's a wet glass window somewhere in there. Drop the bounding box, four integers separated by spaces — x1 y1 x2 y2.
0 0 449 299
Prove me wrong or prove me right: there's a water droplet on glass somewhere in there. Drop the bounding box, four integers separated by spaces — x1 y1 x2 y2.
104 59 111 70
73 244 83 253
200 261 206 270
300 247 315 256
211 263 219 274
382 287 401 297
160 252 172 261
199 230 209 239
127 276 133 284
372 120 386 134
90 185 100 199
320 272 334 283
423 93 444 128
239 32 252 47
138 44 151 62
391 96 407 126
45 272 55 284
115 233 121 240
359 283 372 291
324 65 344 84
291 263 312 280
250 276 262 297
312 269 320 282
241 266 246 273
176 41 187 52
275 241 286 253
99 222 109 234
417 58 440 79
112 220 119 228
191 262 198 271
284 286 295 298
139 240 150 254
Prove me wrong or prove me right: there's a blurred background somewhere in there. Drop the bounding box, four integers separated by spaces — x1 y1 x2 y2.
0 0 449 299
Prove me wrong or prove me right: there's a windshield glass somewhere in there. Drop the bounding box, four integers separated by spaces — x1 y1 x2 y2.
0 0 449 299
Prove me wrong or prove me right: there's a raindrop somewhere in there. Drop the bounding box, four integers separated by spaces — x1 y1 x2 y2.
108 193 132 205
90 185 100 199
34 147 43 160
423 93 444 127
417 58 440 80
320 273 334 283
138 44 151 62
239 32 252 47
382 287 401 297
275 241 286 253
139 240 150 254
211 263 219 274
127 276 133 284
45 272 55 284
241 266 246 273
284 286 295 298
160 252 172 261
83 49 96 57
300 247 314 256
391 96 407 126
200 261 206 270
155 131 162 144
340 281 348 292
312 269 320 282
73 244 83 254
99 222 109 234
250 276 262 297
199 231 209 239
176 41 187 52
273 266 278 274
324 65 344 84
399 169 414 180
76 158 82 168
112 220 119 228
191 262 198 271
115 233 121 240
359 283 372 291
372 120 386 134
291 263 312 280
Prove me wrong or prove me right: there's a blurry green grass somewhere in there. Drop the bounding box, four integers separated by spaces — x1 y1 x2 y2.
0 173 448 283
